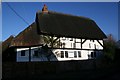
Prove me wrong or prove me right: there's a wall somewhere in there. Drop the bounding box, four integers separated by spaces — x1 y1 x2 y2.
2 60 96 79
82 40 103 49
16 39 103 62
16 48 29 62
53 49 89 61
60 38 103 50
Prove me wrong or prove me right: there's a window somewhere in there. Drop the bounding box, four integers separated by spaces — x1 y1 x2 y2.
94 52 96 57
55 51 61 57
68 51 74 58
73 43 76 48
21 50 25 56
70 38 73 41
94 44 96 49
62 37 66 40
34 50 39 57
71 43 72 48
91 52 96 58
76 43 80 48
62 43 65 48
89 43 91 48
65 51 68 58
78 51 81 57
61 51 64 58
67 38 69 40
91 52 94 58
74 51 77 58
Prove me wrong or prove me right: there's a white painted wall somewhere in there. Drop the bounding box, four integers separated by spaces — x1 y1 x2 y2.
60 38 103 50
60 37 75 48
82 40 103 49
16 38 104 62
16 48 29 62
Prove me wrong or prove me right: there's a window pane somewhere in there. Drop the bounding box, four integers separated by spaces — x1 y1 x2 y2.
70 38 73 41
74 51 77 58
34 50 38 57
94 52 96 57
21 50 25 56
91 52 94 58
76 43 80 48
94 44 96 49
78 51 81 57
68 51 74 58
76 39 81 42
65 51 68 58
62 43 65 48
89 43 91 48
73 43 76 48
61 51 64 58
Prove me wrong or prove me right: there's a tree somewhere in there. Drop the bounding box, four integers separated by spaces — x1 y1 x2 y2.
104 34 117 61
42 35 61 48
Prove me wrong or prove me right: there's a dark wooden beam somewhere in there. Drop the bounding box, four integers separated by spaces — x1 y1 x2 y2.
74 38 76 48
49 47 103 51
81 39 82 49
82 39 87 44
29 47 31 62
97 40 103 47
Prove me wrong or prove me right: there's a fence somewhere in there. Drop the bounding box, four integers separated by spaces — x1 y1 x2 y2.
2 60 96 79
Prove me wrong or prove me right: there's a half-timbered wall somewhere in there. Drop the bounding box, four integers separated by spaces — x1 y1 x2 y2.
16 37 103 62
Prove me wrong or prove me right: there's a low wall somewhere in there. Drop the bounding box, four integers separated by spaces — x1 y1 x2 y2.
2 60 96 79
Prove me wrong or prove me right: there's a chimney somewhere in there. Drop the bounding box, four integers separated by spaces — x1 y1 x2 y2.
42 4 48 13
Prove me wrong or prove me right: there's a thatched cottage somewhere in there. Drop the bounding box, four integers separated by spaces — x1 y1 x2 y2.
2 5 106 62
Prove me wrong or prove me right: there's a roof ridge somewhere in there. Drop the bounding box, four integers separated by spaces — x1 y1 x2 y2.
36 10 92 21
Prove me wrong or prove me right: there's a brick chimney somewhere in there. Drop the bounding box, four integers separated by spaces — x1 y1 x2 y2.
42 4 48 13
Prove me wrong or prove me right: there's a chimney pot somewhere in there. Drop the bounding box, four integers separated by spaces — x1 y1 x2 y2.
42 4 48 13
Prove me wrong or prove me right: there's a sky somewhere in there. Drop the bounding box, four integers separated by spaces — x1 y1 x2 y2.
2 2 119 41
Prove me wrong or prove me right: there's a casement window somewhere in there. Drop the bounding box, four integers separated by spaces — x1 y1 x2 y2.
76 39 81 42
62 43 66 48
71 43 73 48
70 38 73 41
91 52 94 58
65 51 68 58
59 51 82 58
62 37 66 40
94 52 96 57
94 44 96 49
68 51 74 58
78 51 81 57
73 43 76 48
91 52 96 58
21 50 25 56
89 43 91 48
76 43 81 48
61 51 64 58
34 50 39 57
74 51 77 58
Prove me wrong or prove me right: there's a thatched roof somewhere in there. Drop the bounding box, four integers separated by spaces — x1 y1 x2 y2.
36 11 106 39
4 9 106 47
10 22 44 47
2 35 14 52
